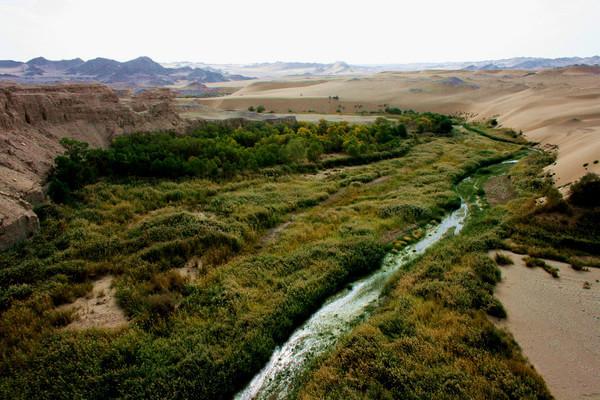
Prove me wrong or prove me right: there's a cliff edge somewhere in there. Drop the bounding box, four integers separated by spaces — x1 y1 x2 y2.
0 83 186 249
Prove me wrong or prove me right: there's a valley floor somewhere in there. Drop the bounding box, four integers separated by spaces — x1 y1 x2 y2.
2 119 598 399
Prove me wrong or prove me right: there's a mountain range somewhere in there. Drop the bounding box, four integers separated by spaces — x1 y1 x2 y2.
0 56 252 87
165 56 600 77
2 55 599 85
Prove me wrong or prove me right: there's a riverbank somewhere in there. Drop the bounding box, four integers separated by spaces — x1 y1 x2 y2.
491 250 600 400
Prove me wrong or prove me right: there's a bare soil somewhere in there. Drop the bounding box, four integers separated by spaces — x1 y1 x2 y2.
59 276 128 330
490 250 600 400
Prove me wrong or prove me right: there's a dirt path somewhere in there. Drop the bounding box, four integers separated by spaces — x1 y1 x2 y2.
490 250 600 400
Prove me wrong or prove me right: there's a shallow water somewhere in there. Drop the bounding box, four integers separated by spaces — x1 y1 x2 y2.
235 202 469 400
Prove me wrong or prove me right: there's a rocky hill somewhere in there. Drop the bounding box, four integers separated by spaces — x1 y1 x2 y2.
0 83 187 249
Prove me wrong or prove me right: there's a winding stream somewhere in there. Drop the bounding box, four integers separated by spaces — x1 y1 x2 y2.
236 202 470 399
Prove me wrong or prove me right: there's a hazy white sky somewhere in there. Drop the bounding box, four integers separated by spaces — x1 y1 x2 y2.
1 0 599 64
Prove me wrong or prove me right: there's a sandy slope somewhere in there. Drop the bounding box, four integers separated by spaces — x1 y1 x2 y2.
490 251 600 400
200 68 600 186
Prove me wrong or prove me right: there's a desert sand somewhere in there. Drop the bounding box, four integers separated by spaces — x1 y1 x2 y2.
199 67 600 187
490 251 600 400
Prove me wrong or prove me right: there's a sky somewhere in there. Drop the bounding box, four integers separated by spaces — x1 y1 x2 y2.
1 0 599 64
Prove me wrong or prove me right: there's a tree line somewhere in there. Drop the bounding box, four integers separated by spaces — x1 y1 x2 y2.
48 115 455 202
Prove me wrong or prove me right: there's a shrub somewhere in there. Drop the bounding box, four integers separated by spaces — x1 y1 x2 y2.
256 105 266 113
384 106 402 115
436 117 454 134
486 297 507 318
494 253 513 266
147 292 178 318
524 257 559 278
569 173 600 208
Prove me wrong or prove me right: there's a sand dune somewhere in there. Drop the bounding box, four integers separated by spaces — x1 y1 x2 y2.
200 67 600 186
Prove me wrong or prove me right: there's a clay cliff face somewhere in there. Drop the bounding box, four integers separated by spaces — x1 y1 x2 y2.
0 83 187 249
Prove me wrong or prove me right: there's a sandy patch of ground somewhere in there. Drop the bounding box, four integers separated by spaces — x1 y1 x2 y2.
489 250 600 400
175 256 202 280
59 276 128 330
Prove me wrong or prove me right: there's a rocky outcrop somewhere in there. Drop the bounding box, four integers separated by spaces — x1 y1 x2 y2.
0 191 39 250
0 83 187 250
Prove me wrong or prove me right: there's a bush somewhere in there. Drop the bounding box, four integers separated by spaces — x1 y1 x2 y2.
486 297 507 318
494 253 513 266
569 173 600 208
436 117 454 134
384 106 402 115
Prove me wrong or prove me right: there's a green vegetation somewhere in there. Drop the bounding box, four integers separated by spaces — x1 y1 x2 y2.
48 118 428 203
463 124 529 145
505 163 600 267
524 257 560 278
494 253 514 265
297 150 555 400
384 106 403 115
569 172 600 208
0 117 553 399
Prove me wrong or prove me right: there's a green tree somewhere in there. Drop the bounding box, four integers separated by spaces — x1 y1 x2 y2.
394 123 408 138
283 137 306 163
436 118 453 135
307 141 324 163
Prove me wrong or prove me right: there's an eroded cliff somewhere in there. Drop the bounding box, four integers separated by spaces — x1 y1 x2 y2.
0 83 186 249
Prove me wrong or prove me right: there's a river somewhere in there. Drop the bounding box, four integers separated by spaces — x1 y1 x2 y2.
235 201 470 399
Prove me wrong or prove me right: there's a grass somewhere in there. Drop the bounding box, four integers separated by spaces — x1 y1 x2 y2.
0 124 549 399
494 253 514 266
524 257 560 278
296 150 556 400
502 155 600 268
